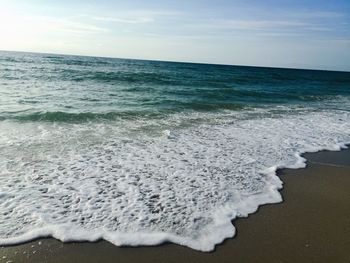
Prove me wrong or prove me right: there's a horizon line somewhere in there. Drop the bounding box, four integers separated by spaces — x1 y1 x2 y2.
1 49 349 73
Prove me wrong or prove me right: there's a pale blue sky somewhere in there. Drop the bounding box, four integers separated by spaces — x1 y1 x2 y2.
0 0 349 71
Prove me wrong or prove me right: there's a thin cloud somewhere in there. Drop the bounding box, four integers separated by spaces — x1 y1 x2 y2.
0 12 108 34
217 19 308 30
92 16 154 24
286 11 344 19
80 9 184 25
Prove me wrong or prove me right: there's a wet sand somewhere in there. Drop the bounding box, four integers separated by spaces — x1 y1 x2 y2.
1 149 349 263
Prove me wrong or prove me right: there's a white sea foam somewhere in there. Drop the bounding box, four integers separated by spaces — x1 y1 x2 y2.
0 108 349 251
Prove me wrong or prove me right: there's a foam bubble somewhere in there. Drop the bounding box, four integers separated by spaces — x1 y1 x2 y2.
0 108 349 251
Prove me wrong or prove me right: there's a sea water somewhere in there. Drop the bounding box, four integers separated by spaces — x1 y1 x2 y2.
0 51 349 251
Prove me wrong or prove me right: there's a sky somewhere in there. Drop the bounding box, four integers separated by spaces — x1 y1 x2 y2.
0 0 349 71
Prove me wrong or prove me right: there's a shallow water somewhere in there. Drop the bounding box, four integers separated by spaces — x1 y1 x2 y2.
0 51 349 251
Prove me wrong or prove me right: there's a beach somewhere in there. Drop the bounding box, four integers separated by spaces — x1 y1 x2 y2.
1 0 350 260
1 148 349 263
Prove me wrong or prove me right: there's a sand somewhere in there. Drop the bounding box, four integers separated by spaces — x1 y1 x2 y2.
1 149 349 263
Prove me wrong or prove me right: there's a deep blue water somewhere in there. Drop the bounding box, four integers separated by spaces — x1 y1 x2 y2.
1 51 349 122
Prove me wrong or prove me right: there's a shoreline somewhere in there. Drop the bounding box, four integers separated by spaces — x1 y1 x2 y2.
1 148 349 262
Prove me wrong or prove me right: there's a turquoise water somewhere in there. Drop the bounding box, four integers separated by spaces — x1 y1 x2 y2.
0 51 350 251
1 51 349 122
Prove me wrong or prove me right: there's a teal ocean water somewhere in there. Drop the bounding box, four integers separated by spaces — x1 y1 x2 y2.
0 51 350 251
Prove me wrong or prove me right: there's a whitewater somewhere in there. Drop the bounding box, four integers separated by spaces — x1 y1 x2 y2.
0 51 349 251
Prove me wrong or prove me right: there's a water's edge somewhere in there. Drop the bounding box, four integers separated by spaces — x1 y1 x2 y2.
1 142 348 252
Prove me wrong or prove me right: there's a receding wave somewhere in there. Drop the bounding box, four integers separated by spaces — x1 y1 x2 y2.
0 109 349 251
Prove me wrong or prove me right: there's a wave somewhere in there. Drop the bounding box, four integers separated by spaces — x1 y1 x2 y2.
60 70 179 85
0 111 162 122
0 109 349 251
0 104 246 122
43 55 113 67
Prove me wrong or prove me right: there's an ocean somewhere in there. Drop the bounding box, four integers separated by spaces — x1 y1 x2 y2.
0 51 349 251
